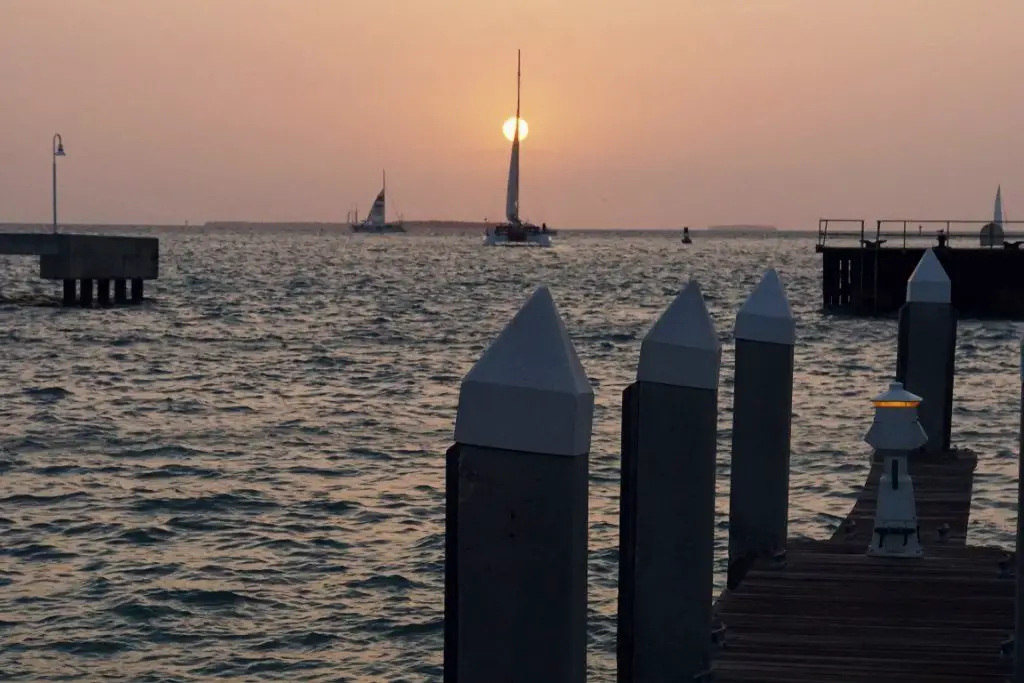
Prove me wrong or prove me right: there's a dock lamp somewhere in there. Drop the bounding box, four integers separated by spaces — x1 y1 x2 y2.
865 381 926 558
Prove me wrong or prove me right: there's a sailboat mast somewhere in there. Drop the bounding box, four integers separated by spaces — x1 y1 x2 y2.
515 49 521 128
383 169 387 222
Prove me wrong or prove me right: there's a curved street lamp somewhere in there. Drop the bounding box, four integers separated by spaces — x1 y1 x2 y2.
52 134 65 234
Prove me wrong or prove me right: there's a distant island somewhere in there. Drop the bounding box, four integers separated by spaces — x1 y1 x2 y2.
706 224 778 233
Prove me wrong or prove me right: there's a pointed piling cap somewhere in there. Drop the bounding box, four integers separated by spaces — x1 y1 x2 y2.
735 269 795 345
906 249 950 304
455 286 594 457
637 280 721 390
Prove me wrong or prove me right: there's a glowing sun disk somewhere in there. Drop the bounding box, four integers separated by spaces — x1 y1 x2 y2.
502 117 529 142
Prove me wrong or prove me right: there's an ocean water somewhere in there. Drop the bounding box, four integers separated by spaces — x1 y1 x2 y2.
0 228 1021 682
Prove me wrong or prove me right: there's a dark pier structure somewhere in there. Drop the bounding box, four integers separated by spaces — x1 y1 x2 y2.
818 218 1024 317
0 233 159 306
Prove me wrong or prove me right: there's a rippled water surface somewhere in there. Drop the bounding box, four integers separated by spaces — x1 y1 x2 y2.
1 228 1021 681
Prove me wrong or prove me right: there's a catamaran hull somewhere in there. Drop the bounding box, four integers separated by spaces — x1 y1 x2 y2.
484 230 552 247
351 223 406 233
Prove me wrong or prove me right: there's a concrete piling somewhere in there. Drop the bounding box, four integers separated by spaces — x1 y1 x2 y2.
62 279 76 306
896 248 956 454
617 280 721 682
79 279 93 307
728 269 796 586
96 278 110 306
114 279 128 304
445 286 593 683
131 278 144 303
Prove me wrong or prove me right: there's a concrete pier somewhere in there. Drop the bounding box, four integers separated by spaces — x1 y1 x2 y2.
895 249 956 454
618 280 721 682
0 232 158 306
728 269 796 586
446 286 593 683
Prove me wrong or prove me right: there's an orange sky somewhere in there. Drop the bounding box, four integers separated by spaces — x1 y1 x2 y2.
1 0 1021 229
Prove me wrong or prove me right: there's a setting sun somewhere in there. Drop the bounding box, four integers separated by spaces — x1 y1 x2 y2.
502 117 529 142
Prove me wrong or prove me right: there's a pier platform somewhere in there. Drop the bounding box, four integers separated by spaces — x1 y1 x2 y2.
818 219 1024 317
0 233 159 306
713 449 1014 682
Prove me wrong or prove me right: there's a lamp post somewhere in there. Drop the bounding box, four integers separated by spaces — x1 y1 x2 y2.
865 381 927 558
52 134 65 234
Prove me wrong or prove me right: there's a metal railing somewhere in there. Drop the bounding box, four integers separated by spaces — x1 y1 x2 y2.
817 218 1024 250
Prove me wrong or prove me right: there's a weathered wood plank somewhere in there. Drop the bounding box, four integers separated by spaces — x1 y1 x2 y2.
712 449 1009 682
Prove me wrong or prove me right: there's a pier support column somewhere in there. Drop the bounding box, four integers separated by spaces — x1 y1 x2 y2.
62 279 76 306
113 279 128 304
130 278 144 303
896 248 955 455
96 279 110 306
618 280 721 682
728 269 796 588
445 286 593 683
79 279 93 307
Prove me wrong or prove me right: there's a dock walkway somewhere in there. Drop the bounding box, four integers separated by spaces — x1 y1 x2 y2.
713 450 1013 682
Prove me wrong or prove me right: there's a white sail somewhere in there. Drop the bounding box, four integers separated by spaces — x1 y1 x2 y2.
505 50 521 224
994 185 1004 226
365 171 387 226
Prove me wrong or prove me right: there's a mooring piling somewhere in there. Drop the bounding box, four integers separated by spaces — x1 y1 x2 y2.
445 286 593 683
895 248 956 454
727 269 796 586
617 280 721 682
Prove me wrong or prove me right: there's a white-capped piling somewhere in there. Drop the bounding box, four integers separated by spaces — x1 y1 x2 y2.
865 381 926 558
896 249 956 455
1015 338 1024 679
728 269 796 586
617 280 721 682
445 286 593 683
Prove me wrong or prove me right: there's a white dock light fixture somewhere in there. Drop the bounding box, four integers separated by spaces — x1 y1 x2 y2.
865 381 926 558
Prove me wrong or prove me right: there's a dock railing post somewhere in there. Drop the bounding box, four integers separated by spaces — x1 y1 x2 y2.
865 381 926 558
445 286 593 683
895 248 956 455
728 269 796 587
617 280 721 682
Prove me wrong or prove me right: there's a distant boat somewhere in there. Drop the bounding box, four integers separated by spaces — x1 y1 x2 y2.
980 185 1005 247
351 171 405 233
681 226 692 244
484 50 552 248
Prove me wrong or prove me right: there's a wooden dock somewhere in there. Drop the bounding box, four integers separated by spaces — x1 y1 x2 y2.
713 449 1014 682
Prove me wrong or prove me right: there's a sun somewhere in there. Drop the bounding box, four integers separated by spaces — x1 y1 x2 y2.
502 117 529 142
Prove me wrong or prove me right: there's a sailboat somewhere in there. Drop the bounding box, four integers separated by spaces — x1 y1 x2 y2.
351 171 405 233
484 50 553 247
980 185 1005 247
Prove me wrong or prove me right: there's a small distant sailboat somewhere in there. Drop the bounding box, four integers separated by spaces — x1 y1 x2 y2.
681 226 692 244
980 185 1005 247
484 50 552 248
351 171 405 233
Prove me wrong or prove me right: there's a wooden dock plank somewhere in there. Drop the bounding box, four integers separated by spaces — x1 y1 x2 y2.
713 450 1011 682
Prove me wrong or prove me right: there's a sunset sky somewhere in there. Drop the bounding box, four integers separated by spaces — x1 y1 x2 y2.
1 0 1022 229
